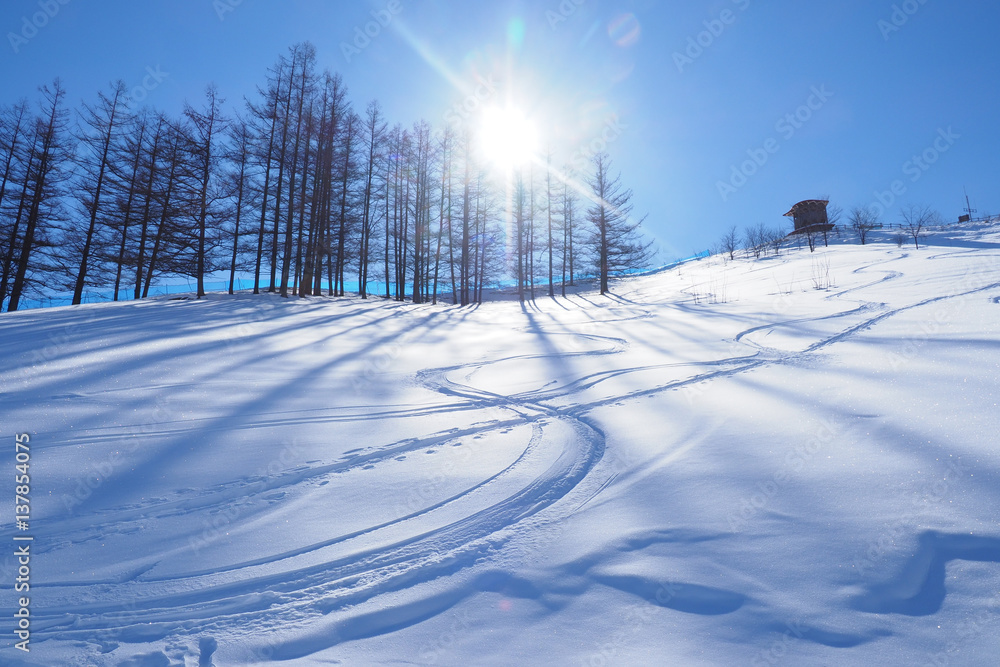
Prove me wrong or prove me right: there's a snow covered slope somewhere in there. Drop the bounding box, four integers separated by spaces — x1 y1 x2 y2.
2 222 999 666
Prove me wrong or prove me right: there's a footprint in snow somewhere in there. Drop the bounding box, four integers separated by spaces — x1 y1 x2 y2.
199 636 218 666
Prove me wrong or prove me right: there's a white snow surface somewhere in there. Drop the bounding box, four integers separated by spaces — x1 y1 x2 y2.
2 223 1000 666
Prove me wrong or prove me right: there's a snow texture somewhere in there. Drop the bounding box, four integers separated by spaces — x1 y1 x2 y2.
2 222 999 665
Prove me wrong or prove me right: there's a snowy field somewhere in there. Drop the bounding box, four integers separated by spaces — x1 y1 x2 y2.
2 222 1000 666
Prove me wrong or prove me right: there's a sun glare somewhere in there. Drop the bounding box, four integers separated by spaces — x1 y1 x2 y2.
477 105 539 169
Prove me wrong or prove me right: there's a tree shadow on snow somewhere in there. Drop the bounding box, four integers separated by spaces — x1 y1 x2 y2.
851 530 1000 616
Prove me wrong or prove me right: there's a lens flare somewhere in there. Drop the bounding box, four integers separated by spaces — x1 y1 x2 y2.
507 18 526 49
608 13 641 47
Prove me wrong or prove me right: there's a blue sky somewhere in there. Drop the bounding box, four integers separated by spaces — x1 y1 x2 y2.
2 0 997 260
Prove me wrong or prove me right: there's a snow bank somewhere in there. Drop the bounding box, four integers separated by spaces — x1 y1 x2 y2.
1 222 998 665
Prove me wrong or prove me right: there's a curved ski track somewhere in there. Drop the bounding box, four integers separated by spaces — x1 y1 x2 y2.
29 248 1000 659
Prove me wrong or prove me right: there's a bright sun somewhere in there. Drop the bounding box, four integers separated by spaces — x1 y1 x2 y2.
477 105 539 169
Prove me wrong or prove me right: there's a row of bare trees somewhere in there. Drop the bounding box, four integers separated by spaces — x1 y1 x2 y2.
715 203 943 263
0 77 246 311
0 83 68 312
1 43 655 312
716 223 789 261
506 152 652 299
848 203 940 248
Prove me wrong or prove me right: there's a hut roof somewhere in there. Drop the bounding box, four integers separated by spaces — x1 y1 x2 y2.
783 199 830 218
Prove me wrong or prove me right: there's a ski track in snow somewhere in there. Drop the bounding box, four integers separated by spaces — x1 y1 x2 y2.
11 238 1000 663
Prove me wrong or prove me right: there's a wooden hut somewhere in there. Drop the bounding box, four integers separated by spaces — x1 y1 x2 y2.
784 200 833 235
